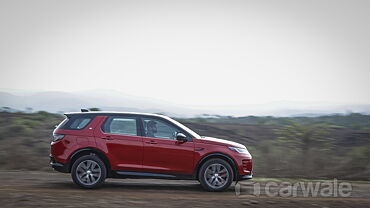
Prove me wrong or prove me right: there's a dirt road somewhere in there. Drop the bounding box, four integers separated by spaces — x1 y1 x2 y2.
0 171 369 208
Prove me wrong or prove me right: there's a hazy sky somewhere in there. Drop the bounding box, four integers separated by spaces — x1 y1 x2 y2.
1 0 369 106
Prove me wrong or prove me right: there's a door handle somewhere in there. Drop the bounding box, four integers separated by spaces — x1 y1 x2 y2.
145 140 157 144
102 136 114 140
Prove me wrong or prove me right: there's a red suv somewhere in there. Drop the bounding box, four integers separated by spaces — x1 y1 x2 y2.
50 110 252 191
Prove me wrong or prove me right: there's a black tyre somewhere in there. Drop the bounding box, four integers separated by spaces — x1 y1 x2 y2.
198 158 234 192
71 154 107 189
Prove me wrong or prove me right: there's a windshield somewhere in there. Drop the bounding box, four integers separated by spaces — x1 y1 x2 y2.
164 116 201 139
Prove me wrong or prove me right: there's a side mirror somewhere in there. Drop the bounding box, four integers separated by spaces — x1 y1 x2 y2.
176 132 187 142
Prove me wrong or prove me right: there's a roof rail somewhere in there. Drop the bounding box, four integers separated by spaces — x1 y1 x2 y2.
81 108 89 112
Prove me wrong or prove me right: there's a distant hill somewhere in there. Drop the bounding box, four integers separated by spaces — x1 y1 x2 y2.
0 90 197 117
1 90 370 117
184 113 370 130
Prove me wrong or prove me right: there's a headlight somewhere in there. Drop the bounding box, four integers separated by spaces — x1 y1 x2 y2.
228 146 251 156
52 134 65 142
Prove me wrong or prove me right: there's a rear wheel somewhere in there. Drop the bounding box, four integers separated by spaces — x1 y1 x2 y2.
71 155 106 189
198 158 234 192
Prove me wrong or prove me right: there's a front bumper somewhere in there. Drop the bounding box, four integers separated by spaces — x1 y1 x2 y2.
237 173 253 181
50 156 68 173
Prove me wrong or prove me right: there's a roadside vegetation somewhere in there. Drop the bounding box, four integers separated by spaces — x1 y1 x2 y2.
181 115 370 180
0 109 369 180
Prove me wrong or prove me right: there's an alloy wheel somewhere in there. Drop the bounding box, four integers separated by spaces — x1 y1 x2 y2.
75 160 102 186
204 163 230 189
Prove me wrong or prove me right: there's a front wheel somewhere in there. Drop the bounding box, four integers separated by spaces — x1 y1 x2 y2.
198 158 234 192
71 155 106 189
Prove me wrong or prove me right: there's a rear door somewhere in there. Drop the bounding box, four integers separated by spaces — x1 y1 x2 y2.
140 116 194 174
95 115 143 171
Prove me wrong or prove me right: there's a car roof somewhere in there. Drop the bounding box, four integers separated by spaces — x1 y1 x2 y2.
64 111 202 139
64 111 169 118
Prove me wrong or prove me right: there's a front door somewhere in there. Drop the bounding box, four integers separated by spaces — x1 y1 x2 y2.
140 117 194 174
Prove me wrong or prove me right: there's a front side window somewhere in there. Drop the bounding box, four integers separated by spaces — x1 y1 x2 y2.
103 117 138 136
142 118 181 140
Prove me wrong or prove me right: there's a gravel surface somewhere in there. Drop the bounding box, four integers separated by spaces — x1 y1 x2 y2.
0 171 369 208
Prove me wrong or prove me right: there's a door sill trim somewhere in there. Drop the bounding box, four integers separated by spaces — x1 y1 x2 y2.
116 171 176 178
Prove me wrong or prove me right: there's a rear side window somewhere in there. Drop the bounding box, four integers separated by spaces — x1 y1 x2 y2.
69 117 92 129
57 115 93 130
102 116 138 136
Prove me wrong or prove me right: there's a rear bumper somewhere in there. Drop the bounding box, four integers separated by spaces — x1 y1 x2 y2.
50 156 68 173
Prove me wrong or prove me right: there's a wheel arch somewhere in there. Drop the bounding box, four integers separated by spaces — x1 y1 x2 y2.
195 152 238 181
67 147 112 176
